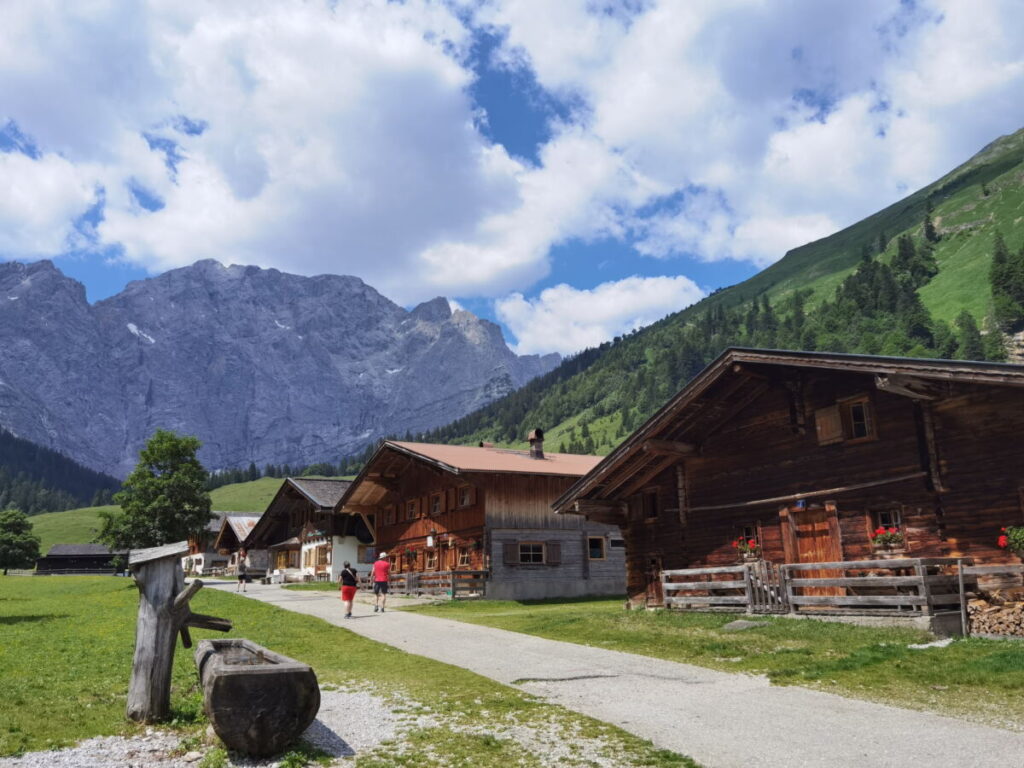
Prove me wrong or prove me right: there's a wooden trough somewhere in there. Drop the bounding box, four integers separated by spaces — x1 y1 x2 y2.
194 638 320 757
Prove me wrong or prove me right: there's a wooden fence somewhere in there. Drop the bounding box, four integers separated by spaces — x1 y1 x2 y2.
361 570 489 599
661 558 976 616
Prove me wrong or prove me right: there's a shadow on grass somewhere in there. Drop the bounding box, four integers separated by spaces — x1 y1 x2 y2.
0 613 70 625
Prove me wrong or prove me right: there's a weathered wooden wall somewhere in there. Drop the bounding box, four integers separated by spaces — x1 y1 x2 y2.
616 370 1024 605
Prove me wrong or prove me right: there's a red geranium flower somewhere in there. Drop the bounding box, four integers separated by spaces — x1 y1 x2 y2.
998 535 1009 549
887 527 897 535
731 540 739 548
748 539 757 548
874 527 885 536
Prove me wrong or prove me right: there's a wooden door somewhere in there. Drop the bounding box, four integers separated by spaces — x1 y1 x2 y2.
791 506 842 597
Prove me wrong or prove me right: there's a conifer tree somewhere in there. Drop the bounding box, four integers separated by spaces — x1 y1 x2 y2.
955 310 985 361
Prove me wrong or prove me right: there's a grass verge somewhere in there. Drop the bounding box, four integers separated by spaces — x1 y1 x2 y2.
0 578 696 766
409 597 1024 729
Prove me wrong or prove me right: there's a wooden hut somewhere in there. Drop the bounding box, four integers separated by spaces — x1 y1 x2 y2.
553 348 1024 608
35 544 128 574
244 478 360 582
212 514 267 576
336 438 625 599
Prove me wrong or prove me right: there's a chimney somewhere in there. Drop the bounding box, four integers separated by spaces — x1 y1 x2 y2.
528 428 545 460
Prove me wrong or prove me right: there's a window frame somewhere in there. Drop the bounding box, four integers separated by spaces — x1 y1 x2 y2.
840 395 877 443
430 493 442 516
406 500 417 521
587 536 606 561
641 488 660 521
425 548 438 570
457 547 470 567
518 541 546 565
458 486 472 508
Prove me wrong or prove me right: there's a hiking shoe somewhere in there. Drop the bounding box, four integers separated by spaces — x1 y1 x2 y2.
373 606 378 613
380 607 385 613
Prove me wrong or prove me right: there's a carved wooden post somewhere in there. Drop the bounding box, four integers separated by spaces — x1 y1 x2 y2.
127 541 232 723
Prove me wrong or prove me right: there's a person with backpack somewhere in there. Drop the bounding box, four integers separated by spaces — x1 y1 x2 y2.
339 561 358 619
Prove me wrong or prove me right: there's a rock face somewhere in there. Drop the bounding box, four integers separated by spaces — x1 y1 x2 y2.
0 260 558 477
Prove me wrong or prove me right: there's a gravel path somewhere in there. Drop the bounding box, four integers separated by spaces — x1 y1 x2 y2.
0 688 413 768
218 581 1024 768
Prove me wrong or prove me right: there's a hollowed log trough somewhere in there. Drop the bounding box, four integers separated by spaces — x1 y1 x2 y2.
194 638 320 756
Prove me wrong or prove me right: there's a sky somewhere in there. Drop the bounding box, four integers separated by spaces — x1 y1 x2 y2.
2 0 1023 356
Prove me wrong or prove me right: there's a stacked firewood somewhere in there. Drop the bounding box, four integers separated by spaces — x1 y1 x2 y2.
968 588 1024 636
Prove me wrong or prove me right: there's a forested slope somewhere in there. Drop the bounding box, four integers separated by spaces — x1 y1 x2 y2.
0 428 121 515
420 127 1024 455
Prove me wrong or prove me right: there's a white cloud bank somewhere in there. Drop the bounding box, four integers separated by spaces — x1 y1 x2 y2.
1 0 1023 352
496 275 706 355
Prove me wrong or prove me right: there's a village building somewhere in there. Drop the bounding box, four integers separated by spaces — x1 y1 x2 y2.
243 477 361 582
211 514 267 576
35 543 128 574
183 511 258 575
335 437 626 600
553 348 1024 608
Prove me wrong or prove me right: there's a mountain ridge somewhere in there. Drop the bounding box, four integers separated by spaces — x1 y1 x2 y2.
0 259 559 477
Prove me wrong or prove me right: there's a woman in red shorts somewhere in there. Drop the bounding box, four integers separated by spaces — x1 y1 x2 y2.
339 561 358 619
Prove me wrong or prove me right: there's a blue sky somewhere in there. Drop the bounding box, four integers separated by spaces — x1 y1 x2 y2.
2 1 1023 354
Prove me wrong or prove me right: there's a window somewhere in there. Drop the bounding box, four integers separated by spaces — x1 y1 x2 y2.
519 542 545 564
406 500 417 520
317 546 329 566
816 396 877 445
609 539 625 549
843 397 874 440
588 536 606 560
458 548 470 567
425 549 438 570
642 489 659 519
876 507 902 530
385 506 396 526
430 494 442 515
458 486 472 507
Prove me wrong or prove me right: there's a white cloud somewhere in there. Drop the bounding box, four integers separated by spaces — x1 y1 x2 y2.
2 0 1024 345
0 151 96 256
496 275 706 355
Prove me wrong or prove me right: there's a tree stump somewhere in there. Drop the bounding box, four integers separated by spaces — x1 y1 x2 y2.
126 541 232 723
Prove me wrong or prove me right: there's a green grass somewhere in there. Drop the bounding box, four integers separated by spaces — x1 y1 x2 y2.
28 478 303 553
410 598 1024 729
0 578 696 766
30 505 115 554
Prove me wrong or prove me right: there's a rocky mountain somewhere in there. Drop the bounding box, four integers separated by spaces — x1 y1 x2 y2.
0 260 558 477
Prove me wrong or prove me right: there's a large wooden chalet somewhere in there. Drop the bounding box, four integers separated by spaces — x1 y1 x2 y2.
554 349 1024 608
336 437 626 599
244 477 364 581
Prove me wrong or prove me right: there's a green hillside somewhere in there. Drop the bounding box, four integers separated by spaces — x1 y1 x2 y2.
30 478 289 554
422 127 1024 454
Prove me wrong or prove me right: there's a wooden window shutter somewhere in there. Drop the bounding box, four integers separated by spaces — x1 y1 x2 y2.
546 541 562 565
501 540 518 565
815 405 843 445
447 487 456 510
469 486 478 506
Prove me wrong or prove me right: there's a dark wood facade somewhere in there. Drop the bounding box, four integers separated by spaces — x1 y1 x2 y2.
337 441 626 599
554 349 1024 607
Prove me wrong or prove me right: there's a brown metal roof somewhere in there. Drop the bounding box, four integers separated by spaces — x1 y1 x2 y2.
553 347 1024 513
387 441 603 476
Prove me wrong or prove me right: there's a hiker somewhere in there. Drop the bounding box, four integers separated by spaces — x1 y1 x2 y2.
339 560 358 619
371 552 390 613
236 551 248 593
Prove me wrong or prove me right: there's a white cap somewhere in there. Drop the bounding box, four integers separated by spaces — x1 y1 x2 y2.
378 551 387 558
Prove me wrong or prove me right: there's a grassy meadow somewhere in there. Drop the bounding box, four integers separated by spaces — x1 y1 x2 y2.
29 477 299 554
0 577 694 766
410 598 1024 729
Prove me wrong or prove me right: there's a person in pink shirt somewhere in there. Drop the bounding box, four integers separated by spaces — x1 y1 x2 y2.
371 552 390 613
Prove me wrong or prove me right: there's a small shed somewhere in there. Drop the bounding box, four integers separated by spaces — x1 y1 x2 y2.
212 514 267 576
35 544 128 574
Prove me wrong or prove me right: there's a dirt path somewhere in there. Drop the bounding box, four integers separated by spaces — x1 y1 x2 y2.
208 581 1020 768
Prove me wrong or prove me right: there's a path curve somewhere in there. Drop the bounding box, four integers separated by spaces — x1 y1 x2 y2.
208 582 1019 768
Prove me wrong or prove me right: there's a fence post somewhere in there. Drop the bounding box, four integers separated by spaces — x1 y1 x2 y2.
782 565 797 614
957 558 969 637
915 562 933 615
742 564 754 614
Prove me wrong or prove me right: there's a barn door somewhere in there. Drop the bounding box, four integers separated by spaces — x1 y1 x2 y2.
790 505 842 597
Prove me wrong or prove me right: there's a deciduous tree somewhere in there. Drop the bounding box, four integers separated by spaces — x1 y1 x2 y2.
0 509 40 575
98 430 212 549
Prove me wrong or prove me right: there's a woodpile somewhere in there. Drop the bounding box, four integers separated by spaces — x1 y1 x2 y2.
968 588 1024 637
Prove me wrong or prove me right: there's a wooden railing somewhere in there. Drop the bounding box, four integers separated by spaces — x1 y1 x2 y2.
361 570 489 599
662 558 976 616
